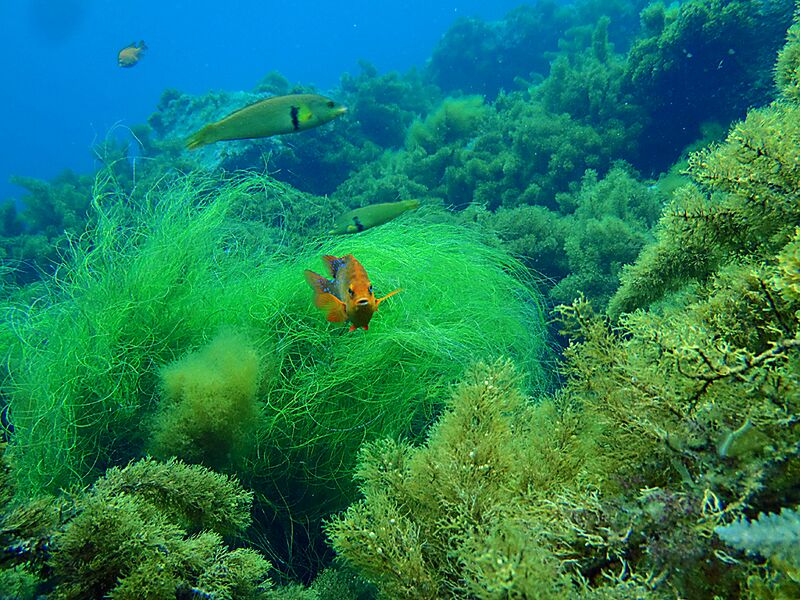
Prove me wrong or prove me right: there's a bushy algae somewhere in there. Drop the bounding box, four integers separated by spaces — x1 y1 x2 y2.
1 170 551 574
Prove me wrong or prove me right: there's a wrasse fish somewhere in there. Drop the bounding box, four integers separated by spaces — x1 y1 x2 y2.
304 254 401 332
118 41 147 68
186 93 347 150
329 199 420 235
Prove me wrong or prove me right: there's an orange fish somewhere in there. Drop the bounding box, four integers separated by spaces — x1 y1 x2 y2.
304 254 401 331
118 41 147 68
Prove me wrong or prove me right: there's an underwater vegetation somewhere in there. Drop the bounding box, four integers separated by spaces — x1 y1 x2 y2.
428 0 650 98
0 171 95 287
0 451 269 599
476 163 664 309
626 0 795 166
0 170 550 581
1 1 799 597
326 360 581 599
149 329 266 471
326 6 800 598
6 0 795 317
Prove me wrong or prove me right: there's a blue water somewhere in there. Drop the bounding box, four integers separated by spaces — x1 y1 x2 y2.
0 0 534 204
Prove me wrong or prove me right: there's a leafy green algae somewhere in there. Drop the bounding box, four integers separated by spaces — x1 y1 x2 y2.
327 8 800 598
0 170 550 578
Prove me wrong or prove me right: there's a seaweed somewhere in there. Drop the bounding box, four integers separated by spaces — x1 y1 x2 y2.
326 360 576 599
625 0 795 169
19 458 268 600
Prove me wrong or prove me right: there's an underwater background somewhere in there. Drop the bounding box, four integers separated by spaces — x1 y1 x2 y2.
0 0 525 203
1 0 799 598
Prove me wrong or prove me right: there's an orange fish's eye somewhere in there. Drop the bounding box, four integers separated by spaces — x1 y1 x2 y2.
348 287 355 297
368 285 373 294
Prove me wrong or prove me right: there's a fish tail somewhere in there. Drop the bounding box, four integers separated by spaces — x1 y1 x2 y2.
185 124 216 150
139 40 148 50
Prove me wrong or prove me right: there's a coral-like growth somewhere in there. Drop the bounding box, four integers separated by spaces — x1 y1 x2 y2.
150 329 266 471
775 5 800 103
716 507 800 594
625 0 794 168
406 95 489 155
326 360 575 599
609 97 800 317
716 507 800 567
48 457 269 600
546 118 800 594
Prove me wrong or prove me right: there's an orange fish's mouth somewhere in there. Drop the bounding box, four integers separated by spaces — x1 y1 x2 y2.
356 298 370 306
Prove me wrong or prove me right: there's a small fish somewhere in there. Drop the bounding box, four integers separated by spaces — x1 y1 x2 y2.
186 93 347 150
329 199 420 234
304 254 401 332
118 41 147 68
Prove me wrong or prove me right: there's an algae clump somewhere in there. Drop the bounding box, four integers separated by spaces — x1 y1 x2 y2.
326 360 589 599
150 329 266 470
0 456 270 599
0 170 551 575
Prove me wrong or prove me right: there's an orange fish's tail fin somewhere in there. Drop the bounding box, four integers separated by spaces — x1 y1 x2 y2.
186 124 217 150
304 270 347 322
376 288 402 308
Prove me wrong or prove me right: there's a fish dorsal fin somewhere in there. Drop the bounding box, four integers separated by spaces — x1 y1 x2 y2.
304 270 335 300
222 96 274 120
322 254 351 278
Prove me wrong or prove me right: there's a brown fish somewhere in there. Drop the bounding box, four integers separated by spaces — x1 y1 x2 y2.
118 41 147 68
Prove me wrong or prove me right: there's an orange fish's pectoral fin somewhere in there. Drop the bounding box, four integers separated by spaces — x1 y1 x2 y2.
376 288 402 308
323 298 347 323
304 270 347 322
348 324 368 332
